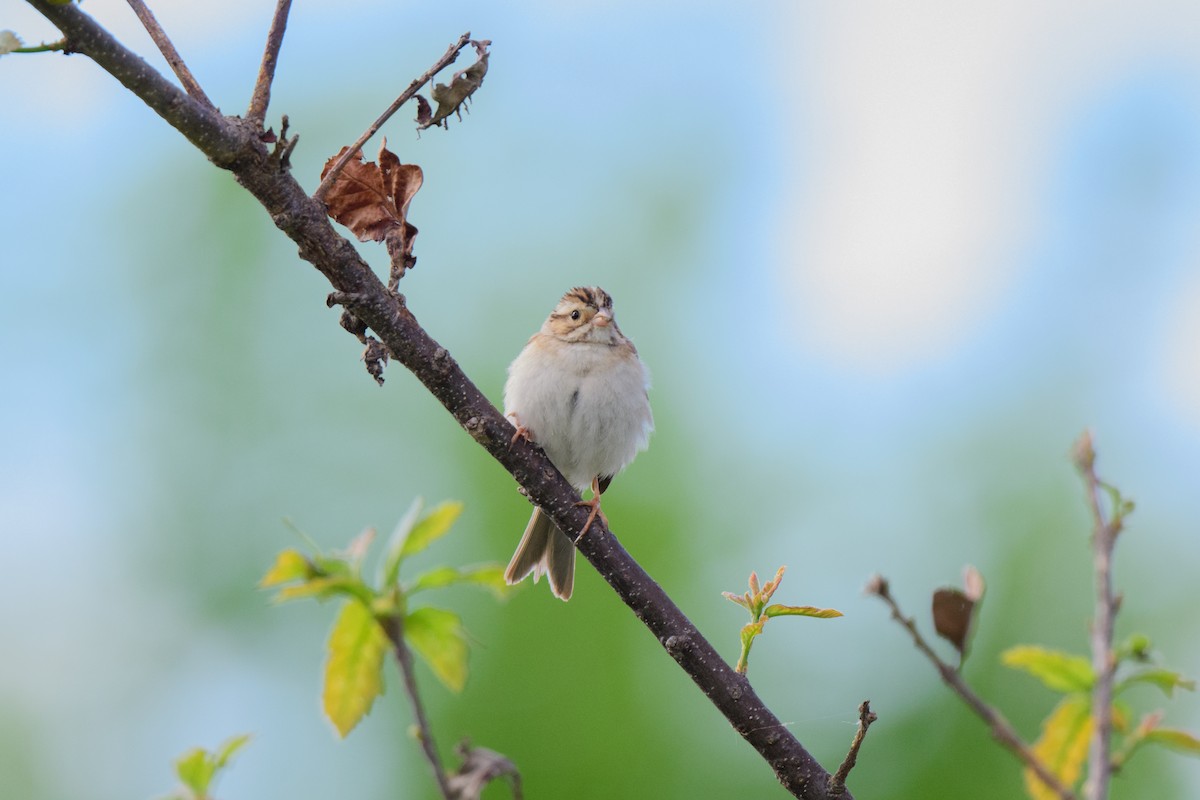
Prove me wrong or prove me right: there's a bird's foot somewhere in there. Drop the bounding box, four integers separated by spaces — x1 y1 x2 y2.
573 477 608 539
508 414 533 446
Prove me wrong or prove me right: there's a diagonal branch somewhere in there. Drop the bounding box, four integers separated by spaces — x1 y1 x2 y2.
312 31 472 202
868 576 1076 800
124 0 215 110
247 0 293 127
25 3 852 797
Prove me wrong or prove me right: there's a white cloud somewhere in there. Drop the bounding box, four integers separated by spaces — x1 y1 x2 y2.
775 1 1200 373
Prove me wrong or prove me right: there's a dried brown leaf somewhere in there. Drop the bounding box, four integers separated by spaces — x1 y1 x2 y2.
319 142 423 245
415 94 432 127
932 565 987 662
932 588 975 657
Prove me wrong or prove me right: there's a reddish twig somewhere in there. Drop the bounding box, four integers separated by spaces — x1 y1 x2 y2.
124 0 214 109
1073 431 1124 800
868 575 1076 800
247 0 294 126
312 31 472 202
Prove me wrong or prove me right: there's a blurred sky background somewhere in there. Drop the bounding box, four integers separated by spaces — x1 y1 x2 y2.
3 1 1199 798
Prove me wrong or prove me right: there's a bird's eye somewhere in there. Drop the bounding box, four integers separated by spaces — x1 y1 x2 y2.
570 310 581 321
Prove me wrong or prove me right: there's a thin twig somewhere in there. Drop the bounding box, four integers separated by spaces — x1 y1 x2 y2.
828 701 876 795
124 0 215 110
247 0 293 126
383 615 453 800
868 576 1076 800
312 31 472 202
1073 431 1122 800
11 38 67 54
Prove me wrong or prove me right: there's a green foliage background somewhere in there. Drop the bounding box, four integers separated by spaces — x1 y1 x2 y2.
2 2 1199 799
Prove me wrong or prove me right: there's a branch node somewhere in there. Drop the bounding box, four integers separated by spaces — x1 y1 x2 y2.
663 633 693 657
268 115 298 170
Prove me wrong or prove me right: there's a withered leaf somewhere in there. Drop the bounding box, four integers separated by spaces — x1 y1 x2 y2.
447 741 522 800
320 140 423 245
932 565 987 663
932 589 974 656
415 94 432 127
420 40 489 130
320 140 423 286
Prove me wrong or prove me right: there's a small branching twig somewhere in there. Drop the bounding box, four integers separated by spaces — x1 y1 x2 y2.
828 701 876 796
313 32 473 202
123 0 214 110
1072 431 1130 800
267 114 299 170
868 575 1076 800
247 0 293 127
383 614 454 800
2 36 67 54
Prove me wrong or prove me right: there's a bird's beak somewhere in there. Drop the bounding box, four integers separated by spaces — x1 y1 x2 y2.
593 309 613 327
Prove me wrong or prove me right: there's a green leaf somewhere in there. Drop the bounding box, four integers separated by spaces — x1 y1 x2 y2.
399 501 464 561
735 619 766 674
259 549 311 588
763 603 843 619
1002 645 1095 693
406 563 512 598
310 554 354 578
323 601 389 737
381 497 424 586
1145 728 1200 756
404 606 468 692
175 747 216 794
1116 668 1196 698
1116 633 1152 663
212 733 251 769
1025 693 1093 800
458 564 512 598
271 575 373 606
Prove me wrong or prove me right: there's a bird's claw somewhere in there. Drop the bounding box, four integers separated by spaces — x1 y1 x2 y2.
510 424 532 446
573 494 609 537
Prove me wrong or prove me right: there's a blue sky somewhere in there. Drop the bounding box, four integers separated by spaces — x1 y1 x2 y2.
3 1 1199 797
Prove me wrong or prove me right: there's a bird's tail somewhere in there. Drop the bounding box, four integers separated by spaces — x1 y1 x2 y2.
504 507 575 601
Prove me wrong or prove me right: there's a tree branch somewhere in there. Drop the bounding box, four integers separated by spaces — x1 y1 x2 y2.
247 0 293 127
312 31 472 202
868 576 1076 800
124 0 215 110
828 701 876 795
382 614 453 799
25 3 851 796
1072 431 1123 800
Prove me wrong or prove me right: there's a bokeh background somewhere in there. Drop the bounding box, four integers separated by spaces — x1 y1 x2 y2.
3 1 1199 798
